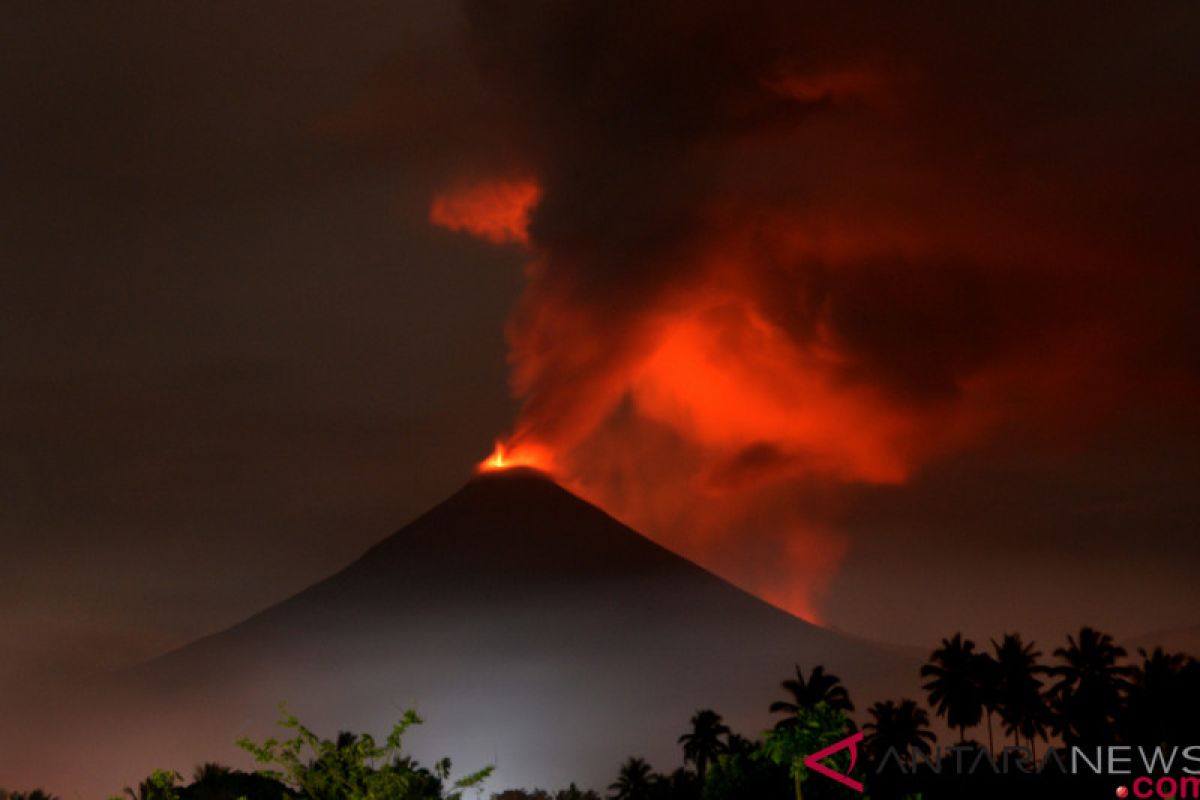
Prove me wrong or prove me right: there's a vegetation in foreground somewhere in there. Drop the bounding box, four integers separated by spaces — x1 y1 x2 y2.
3 626 1197 800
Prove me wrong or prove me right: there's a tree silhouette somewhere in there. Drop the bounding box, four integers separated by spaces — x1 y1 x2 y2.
190 764 231 783
238 707 490 799
921 633 985 743
1121 647 1197 745
975 650 1001 753
178 762 293 800
770 665 854 730
677 709 730 781
702 746 790 800
124 770 181 800
862 699 936 768
493 788 604 800
1049 627 1132 744
608 757 654 800
761 703 854 800
555 785 601 800
723 733 758 758
656 768 700 800
991 633 1049 757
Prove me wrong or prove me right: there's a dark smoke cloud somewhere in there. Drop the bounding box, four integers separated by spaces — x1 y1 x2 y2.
436 0 1200 618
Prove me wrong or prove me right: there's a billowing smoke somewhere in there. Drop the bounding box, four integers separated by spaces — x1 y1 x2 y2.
431 1 1200 619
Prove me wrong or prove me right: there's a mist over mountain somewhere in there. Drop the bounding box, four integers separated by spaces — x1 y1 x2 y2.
5 470 915 795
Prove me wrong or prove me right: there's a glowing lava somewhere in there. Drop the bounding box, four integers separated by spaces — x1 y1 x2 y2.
476 440 554 474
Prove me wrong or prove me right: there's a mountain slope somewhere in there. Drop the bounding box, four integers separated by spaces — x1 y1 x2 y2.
13 469 916 795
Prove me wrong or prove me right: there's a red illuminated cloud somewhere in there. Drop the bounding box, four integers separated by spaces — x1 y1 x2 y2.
430 179 541 245
421 0 1200 621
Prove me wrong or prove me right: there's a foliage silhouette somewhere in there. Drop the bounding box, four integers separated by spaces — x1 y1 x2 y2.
177 762 295 800
1048 626 1133 744
760 703 854 800
862 699 935 767
490 787 601 800
921 633 985 742
677 710 730 781
121 770 182 800
607 758 654 800
990 633 1049 756
190 765 231 783
1120 646 1199 745
22 627 1200 800
701 748 789 800
237 706 491 800
769 665 854 731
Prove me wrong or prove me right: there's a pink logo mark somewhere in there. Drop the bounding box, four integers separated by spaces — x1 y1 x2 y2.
804 731 865 793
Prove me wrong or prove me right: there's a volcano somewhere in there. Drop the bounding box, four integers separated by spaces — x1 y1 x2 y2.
14 470 916 794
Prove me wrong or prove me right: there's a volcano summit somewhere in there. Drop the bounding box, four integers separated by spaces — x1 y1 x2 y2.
11 470 914 795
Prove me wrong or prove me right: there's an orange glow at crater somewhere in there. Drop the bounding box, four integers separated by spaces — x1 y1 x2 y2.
476 440 555 475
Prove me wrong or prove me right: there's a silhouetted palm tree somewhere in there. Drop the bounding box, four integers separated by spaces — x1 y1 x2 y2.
1049 627 1133 744
677 709 730 781
1122 647 1195 745
992 633 1049 756
609 757 654 800
976 650 1002 752
770 664 854 729
863 699 937 767
921 633 985 743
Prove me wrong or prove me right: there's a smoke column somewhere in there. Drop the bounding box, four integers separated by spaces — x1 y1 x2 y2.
430 0 1200 618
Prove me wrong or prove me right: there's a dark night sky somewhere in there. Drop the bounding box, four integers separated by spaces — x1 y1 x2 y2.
3 1 1199 695
1 2 523 686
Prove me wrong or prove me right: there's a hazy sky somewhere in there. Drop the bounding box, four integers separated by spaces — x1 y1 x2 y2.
3 1 1198 693
1 2 522 685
